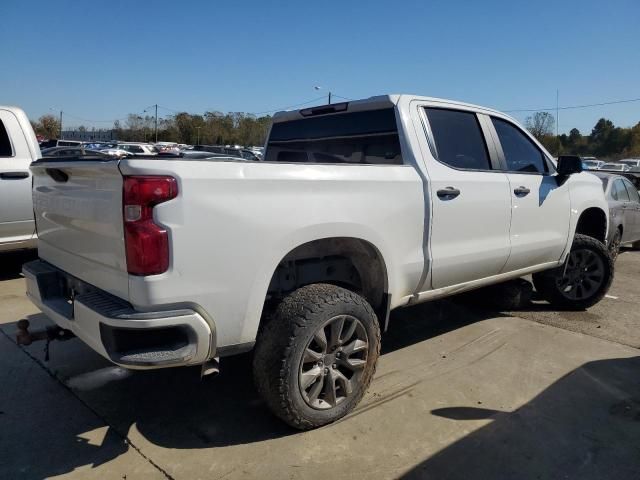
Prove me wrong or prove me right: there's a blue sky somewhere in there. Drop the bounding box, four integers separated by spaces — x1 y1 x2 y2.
1 0 638 134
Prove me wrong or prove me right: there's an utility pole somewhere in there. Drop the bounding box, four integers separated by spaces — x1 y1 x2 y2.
154 104 158 143
59 110 63 139
556 89 560 139
314 86 332 105
196 126 201 145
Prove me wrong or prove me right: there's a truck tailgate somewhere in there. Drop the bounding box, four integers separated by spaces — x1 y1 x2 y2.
31 159 129 299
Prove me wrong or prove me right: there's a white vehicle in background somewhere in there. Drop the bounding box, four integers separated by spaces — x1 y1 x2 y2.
116 143 158 156
601 162 631 172
154 141 180 154
617 159 640 169
24 94 613 429
248 146 265 159
582 159 604 170
0 106 40 252
98 147 131 158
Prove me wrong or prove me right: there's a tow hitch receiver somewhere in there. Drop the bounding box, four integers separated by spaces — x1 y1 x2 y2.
16 319 75 360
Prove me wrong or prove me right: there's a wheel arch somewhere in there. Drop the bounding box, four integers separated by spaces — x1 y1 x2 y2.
246 236 392 343
575 207 608 244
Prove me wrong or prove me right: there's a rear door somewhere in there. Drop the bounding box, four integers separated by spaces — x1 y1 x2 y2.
622 179 640 241
0 110 35 243
418 107 512 289
612 178 637 243
488 116 570 272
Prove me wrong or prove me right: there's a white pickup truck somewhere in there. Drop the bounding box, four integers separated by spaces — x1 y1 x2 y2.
23 95 613 429
0 106 40 252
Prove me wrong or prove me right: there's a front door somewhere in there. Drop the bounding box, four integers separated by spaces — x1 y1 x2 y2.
489 117 570 272
0 110 35 244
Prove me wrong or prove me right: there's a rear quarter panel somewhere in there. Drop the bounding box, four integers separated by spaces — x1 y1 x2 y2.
118 159 425 347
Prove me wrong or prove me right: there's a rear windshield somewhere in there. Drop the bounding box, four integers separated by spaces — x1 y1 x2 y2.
266 108 402 165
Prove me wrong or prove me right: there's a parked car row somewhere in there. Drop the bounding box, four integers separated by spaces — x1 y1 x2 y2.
37 137 265 161
583 156 640 173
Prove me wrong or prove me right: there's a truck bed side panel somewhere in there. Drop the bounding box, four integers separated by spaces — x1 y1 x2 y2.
119 159 425 347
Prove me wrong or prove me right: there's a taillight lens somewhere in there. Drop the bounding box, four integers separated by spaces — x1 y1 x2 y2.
123 176 178 275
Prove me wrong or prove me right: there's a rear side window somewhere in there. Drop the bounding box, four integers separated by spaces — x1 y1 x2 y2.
424 108 490 170
624 180 640 203
0 119 12 156
266 108 402 165
612 179 630 201
492 118 547 174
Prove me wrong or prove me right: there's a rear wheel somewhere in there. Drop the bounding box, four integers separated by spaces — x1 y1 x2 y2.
532 234 613 310
253 283 380 430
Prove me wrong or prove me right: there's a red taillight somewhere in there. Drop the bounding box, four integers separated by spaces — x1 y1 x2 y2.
123 176 178 275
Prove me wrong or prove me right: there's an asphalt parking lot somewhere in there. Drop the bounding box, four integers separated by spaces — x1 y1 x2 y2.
1 250 639 480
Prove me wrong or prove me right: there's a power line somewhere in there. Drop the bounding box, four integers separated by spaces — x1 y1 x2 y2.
330 94 353 101
504 96 640 113
250 96 329 115
50 93 353 127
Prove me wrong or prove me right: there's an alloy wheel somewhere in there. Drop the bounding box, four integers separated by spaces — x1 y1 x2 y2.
299 314 369 410
557 248 605 300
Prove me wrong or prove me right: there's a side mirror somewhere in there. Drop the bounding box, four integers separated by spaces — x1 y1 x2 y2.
557 155 583 176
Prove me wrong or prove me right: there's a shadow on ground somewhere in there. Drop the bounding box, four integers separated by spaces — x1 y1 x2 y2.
403 355 640 480
0 249 37 281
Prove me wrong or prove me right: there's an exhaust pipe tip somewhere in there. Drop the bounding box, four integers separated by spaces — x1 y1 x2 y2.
201 357 220 377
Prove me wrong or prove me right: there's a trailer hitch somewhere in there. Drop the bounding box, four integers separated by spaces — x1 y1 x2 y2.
16 319 75 361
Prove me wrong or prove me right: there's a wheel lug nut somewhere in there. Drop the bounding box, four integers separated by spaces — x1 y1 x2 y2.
324 368 329 374
332 364 336 369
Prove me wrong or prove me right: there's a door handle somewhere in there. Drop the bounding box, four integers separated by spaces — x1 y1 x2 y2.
437 187 461 200
514 186 530 196
0 171 29 179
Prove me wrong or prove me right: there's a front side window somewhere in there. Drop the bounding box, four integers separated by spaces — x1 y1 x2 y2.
266 108 402 165
491 118 547 174
424 108 490 170
0 120 13 156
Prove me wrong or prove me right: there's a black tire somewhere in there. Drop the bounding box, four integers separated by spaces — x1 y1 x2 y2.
609 227 622 262
632 240 640 250
253 283 381 430
532 234 613 310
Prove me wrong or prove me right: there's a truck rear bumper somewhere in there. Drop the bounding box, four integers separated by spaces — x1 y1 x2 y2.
23 260 214 369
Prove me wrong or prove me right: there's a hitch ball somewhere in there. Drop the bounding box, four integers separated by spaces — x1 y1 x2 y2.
16 319 33 346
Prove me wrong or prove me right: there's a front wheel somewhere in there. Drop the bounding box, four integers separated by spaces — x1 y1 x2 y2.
253 284 381 430
532 234 613 310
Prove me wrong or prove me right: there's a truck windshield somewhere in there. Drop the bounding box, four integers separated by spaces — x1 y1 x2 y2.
266 108 402 165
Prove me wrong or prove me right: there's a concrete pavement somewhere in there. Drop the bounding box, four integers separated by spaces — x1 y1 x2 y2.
0 250 638 479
